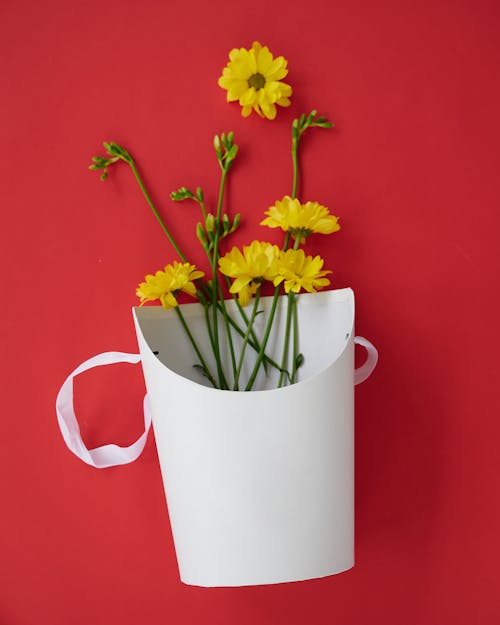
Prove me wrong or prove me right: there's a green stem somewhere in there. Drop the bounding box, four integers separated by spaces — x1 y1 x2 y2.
291 294 299 383
233 291 261 390
277 291 294 388
217 282 238 384
221 306 288 377
129 160 187 262
283 231 291 251
203 301 217 361
210 167 229 389
280 133 303 386
174 306 217 388
223 275 268 376
292 140 299 200
245 286 281 391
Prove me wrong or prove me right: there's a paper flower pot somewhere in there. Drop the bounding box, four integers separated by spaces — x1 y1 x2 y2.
132 287 368 587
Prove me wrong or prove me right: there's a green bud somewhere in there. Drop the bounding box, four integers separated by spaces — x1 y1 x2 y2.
213 135 222 155
103 142 124 157
206 214 215 232
196 222 207 246
225 144 238 166
171 186 194 201
231 213 241 232
222 214 230 234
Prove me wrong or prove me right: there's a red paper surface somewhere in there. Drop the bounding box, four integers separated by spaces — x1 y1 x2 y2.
2 0 500 623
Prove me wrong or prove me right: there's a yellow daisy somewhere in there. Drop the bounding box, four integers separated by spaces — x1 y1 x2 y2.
274 249 331 294
218 41 292 120
261 196 340 243
136 262 204 310
218 240 280 306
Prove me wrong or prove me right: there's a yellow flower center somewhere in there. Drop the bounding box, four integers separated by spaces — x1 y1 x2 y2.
248 73 266 90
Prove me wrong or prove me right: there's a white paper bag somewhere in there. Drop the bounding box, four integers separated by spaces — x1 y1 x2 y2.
133 288 362 586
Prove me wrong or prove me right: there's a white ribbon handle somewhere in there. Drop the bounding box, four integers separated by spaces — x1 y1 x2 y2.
354 336 378 385
56 352 152 469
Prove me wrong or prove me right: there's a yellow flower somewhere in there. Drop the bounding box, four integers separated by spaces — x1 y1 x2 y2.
218 41 292 120
274 249 331 294
219 241 280 306
136 262 204 310
261 195 340 242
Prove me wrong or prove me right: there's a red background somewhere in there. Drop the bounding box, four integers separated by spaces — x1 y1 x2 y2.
2 0 500 623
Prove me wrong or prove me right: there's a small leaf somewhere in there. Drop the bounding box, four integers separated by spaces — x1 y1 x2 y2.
193 364 210 379
295 353 305 369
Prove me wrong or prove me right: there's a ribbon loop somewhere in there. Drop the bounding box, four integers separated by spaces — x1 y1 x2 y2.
354 336 378 385
56 352 151 469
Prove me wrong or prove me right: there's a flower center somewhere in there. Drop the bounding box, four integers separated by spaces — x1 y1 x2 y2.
248 73 266 90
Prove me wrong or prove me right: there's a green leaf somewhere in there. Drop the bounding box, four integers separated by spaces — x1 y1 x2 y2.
193 364 211 379
295 353 305 369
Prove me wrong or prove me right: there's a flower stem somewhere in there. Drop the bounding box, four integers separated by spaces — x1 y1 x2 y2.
220 306 288 376
277 292 294 388
210 167 230 389
291 294 299 383
233 291 261 391
245 286 281 391
174 306 218 388
279 167 303 385
128 160 187 262
217 281 238 383
292 143 299 200
223 275 269 376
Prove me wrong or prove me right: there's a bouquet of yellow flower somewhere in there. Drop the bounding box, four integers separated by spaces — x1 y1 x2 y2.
90 42 340 391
